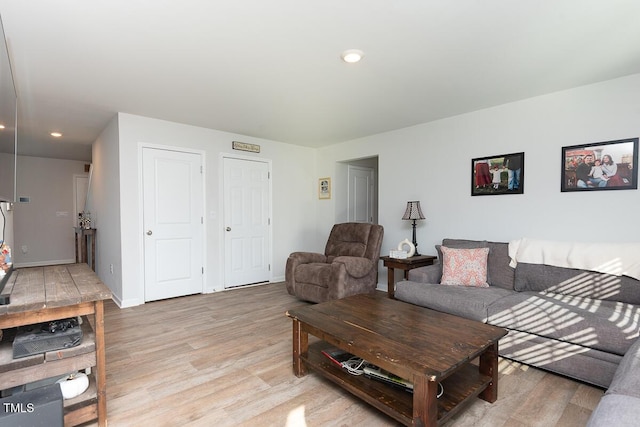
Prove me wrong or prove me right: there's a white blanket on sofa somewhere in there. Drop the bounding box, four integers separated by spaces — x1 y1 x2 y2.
508 238 640 281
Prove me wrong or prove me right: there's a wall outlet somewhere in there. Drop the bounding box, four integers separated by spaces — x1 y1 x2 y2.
21 245 28 254
109 264 114 274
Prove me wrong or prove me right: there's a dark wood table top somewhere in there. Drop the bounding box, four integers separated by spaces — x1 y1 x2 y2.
380 255 437 265
287 292 507 381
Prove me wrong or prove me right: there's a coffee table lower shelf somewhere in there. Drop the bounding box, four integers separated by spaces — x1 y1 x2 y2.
303 342 493 426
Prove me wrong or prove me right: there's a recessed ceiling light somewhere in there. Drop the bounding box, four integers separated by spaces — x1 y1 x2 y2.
341 49 364 64
0 125 5 129
50 132 63 138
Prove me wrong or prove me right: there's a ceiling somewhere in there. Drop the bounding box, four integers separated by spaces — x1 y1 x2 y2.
1 1 640 162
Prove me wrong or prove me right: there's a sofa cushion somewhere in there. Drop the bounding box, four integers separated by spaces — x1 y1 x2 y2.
499 329 620 388
487 241 515 290
436 239 515 289
515 262 640 305
407 264 442 284
606 337 640 398
395 280 513 322
432 239 488 283
437 239 488 258
487 291 639 356
440 247 490 287
586 394 640 427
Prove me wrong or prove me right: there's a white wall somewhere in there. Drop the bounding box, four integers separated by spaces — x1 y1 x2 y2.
90 116 122 303
102 113 317 307
13 156 88 267
317 73 640 277
87 73 640 304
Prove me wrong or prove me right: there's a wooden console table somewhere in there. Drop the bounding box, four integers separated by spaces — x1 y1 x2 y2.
74 228 96 271
380 255 437 299
0 264 111 426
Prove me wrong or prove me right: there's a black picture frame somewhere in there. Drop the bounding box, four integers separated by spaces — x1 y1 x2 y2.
561 137 638 192
471 152 524 196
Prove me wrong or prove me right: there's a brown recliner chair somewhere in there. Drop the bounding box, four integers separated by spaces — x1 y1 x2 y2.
286 222 384 303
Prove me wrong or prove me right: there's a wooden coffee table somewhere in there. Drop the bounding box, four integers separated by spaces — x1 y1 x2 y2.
286 292 507 426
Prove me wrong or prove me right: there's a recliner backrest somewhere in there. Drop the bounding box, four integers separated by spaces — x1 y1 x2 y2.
324 223 383 261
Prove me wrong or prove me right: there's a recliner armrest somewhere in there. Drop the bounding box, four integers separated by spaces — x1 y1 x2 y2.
288 252 328 264
332 256 374 278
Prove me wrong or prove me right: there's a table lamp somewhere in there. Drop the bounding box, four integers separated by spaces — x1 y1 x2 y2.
402 201 425 256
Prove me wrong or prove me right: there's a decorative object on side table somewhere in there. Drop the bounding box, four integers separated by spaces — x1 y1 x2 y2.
393 238 415 258
402 201 425 256
78 211 92 229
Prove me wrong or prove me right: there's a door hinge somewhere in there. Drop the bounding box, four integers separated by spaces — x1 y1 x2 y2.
201 216 204 224
200 165 203 173
268 264 271 271
268 218 271 225
268 171 271 179
202 267 204 274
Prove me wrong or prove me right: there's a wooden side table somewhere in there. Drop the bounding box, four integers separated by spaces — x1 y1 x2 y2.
75 228 96 271
380 255 437 299
0 264 112 426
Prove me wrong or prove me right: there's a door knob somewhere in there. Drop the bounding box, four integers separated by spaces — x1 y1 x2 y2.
226 227 231 231
146 230 153 235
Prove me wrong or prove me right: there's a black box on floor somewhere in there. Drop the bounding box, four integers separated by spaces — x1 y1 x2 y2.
0 383 63 427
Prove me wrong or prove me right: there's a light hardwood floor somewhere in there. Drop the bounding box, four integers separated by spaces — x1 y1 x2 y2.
91 283 603 427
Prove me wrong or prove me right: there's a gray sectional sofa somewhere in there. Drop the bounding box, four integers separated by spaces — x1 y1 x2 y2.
393 238 640 426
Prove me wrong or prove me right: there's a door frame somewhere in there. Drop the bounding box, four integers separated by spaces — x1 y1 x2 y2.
219 153 273 291
335 156 379 225
138 143 207 302
347 164 375 223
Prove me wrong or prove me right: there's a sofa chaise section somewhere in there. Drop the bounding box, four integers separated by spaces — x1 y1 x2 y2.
394 238 640 389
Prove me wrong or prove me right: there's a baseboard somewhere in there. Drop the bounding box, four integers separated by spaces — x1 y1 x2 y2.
113 295 143 308
13 259 76 268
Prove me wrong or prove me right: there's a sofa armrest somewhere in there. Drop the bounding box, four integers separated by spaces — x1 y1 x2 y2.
407 263 442 284
332 256 374 278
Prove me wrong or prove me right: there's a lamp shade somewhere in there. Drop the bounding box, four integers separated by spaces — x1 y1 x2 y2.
402 201 425 220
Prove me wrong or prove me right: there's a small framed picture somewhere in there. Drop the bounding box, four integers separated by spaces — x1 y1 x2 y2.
319 177 331 199
471 152 524 196
561 138 638 192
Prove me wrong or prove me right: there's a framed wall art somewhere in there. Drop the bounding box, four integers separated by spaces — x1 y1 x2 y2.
319 177 331 199
561 137 638 192
471 152 524 196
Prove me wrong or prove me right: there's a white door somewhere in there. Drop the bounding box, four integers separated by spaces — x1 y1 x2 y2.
348 165 374 223
223 157 271 288
143 147 204 302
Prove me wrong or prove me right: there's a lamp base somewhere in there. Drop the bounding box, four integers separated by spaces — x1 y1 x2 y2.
411 220 421 256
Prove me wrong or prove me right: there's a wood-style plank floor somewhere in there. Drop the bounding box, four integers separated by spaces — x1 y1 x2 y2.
88 283 603 427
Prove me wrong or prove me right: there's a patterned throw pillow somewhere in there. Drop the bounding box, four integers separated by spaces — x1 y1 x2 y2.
440 246 490 287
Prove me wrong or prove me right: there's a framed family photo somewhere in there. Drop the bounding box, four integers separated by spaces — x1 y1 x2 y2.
318 177 331 199
561 137 638 192
471 152 524 196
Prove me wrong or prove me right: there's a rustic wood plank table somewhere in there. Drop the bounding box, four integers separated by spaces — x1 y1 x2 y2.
286 292 507 426
0 264 111 426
